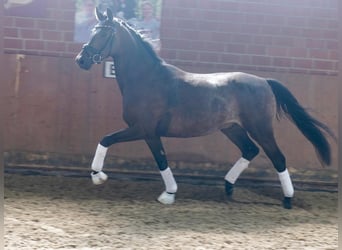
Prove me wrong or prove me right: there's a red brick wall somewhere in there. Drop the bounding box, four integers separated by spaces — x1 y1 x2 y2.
160 0 339 75
2 0 339 176
4 0 79 57
4 0 339 75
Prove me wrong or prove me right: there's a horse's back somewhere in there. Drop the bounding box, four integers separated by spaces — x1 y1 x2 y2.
174 70 274 106
162 68 276 137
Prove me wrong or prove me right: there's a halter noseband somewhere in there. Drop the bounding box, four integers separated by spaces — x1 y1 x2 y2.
83 25 116 64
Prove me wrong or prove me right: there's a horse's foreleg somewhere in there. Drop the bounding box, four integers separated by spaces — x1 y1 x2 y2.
91 127 144 185
145 137 177 205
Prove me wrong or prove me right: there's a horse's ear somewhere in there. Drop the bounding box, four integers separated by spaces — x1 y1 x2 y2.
106 8 113 21
95 7 105 21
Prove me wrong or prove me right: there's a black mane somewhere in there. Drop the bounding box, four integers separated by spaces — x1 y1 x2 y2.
119 19 163 64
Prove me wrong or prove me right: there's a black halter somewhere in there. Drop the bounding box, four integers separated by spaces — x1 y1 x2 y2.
82 25 116 64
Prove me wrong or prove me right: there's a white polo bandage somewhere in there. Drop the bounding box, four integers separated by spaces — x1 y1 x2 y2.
160 167 178 194
91 144 108 172
278 169 294 197
225 157 250 184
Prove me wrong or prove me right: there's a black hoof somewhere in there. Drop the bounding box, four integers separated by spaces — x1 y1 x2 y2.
283 197 292 209
225 180 234 196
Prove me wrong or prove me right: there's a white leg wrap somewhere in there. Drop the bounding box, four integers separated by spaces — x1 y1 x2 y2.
158 168 177 205
160 167 178 193
278 169 294 197
91 144 108 172
225 157 250 184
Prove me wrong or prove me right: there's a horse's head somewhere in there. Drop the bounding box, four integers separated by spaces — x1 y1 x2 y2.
75 8 118 70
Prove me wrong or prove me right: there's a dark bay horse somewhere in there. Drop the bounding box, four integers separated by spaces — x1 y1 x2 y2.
75 8 335 209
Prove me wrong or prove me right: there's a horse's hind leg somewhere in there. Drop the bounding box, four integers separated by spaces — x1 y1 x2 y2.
145 137 177 205
221 124 260 196
244 123 294 209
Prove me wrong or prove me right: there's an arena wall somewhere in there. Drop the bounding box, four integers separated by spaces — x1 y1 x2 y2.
3 0 338 182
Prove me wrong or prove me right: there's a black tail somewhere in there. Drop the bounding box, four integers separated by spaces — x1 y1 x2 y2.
267 79 335 166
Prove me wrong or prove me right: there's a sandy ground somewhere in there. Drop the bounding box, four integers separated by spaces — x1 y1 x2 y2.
4 173 338 250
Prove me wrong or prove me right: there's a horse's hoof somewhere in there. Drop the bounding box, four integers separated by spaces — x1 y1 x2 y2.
91 171 108 185
225 180 234 197
283 197 292 209
157 191 175 205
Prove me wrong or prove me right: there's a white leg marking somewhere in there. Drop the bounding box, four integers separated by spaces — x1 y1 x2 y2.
278 168 294 197
224 157 250 184
91 144 108 185
158 167 177 205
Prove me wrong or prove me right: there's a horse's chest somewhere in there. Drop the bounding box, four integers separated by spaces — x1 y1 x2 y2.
121 95 167 125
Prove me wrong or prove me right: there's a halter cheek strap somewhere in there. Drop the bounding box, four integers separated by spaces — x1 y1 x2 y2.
83 26 115 64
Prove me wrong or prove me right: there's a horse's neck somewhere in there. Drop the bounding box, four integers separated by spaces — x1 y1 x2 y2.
113 44 164 91
114 54 158 82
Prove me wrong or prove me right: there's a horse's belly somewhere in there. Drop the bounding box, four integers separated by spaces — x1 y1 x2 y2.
160 93 239 137
164 112 235 137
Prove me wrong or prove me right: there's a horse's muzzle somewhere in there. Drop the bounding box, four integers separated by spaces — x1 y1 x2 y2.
75 53 92 70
